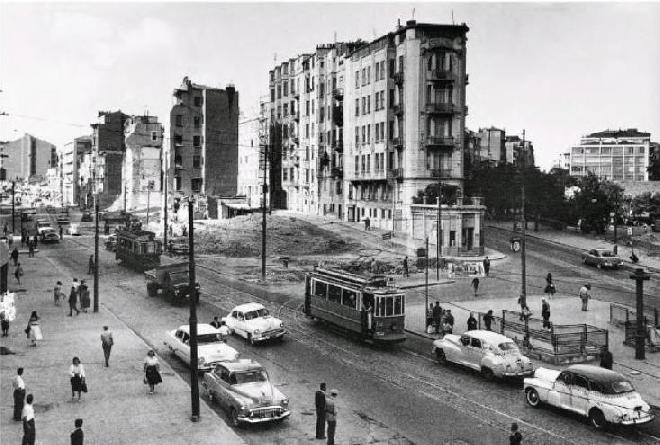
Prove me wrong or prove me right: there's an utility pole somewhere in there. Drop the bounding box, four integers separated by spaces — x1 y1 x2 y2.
187 196 200 421
425 236 429 321
11 181 15 234
436 195 441 280
520 130 527 306
630 268 650 360
163 148 169 249
261 143 268 281
124 184 127 214
93 153 100 313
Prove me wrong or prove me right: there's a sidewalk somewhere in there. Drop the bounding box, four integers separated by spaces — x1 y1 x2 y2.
406 293 660 408
0 248 245 444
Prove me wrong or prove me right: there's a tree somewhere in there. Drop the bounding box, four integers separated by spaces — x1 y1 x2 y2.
631 192 660 216
412 183 459 204
569 173 624 234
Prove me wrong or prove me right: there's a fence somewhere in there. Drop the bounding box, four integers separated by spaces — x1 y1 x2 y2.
477 310 608 363
610 303 659 328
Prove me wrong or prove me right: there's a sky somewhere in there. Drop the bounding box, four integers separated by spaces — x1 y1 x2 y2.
1 2 659 171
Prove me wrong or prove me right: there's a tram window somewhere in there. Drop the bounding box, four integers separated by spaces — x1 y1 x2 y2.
314 281 327 298
328 284 341 303
145 242 155 254
385 297 394 316
377 298 385 317
394 296 403 315
342 290 356 309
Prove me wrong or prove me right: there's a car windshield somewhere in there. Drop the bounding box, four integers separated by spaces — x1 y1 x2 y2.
197 333 221 344
611 381 634 393
234 370 268 384
600 251 615 257
244 309 269 320
498 342 520 353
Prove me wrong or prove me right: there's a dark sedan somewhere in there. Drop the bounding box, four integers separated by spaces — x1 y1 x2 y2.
581 248 623 269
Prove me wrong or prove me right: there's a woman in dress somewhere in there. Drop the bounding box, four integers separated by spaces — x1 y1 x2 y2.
25 311 43 347
143 350 162 394
80 280 90 313
69 357 86 401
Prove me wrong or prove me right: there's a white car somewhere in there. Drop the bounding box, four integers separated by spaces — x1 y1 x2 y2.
524 364 655 429
164 324 239 372
432 330 534 379
223 303 286 345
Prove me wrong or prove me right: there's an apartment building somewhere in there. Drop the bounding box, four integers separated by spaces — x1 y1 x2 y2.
61 136 92 205
2 133 57 181
505 135 535 168
169 76 239 198
123 115 164 210
238 109 267 208
568 129 651 182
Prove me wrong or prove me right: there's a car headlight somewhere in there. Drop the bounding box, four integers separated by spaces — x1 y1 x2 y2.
253 329 261 335
281 399 289 407
239 405 250 416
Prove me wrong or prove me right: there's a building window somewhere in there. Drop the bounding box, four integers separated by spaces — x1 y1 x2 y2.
367 66 371 84
193 155 201 169
151 132 158 141
175 115 183 127
355 127 360 146
191 178 203 192
194 116 201 129
283 104 288 117
355 71 360 88
306 100 310 116
362 68 366 86
193 135 201 147
194 96 203 107
174 134 183 145
270 89 275 102
367 96 371 114
283 82 288 96
355 99 360 116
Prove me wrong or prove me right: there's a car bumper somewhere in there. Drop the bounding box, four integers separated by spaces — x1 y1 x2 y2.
239 409 290 424
253 330 286 342
500 369 535 377
620 414 655 425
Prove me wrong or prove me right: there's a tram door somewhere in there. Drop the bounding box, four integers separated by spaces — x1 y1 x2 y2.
361 293 374 335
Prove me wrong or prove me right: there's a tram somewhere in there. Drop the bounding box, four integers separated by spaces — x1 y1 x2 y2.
304 268 406 344
115 228 163 271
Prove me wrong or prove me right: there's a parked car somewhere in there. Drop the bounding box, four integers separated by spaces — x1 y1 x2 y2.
37 224 56 236
144 262 190 302
432 330 534 380
40 229 60 243
524 365 655 429
164 324 238 372
223 303 285 345
80 212 93 222
167 236 189 255
67 223 81 236
202 359 290 426
581 248 623 269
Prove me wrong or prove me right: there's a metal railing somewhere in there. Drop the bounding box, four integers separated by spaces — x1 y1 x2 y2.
610 303 658 328
426 136 454 147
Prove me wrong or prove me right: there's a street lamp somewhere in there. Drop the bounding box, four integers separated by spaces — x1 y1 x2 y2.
187 196 200 421
630 268 650 360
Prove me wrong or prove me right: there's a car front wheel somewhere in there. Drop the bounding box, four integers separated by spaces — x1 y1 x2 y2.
589 408 607 429
481 367 494 381
525 388 540 407
435 348 447 364
229 408 241 428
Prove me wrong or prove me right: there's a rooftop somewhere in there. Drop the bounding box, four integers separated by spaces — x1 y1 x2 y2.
585 128 651 139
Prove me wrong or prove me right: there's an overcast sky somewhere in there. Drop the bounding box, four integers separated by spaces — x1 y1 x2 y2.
1 2 659 171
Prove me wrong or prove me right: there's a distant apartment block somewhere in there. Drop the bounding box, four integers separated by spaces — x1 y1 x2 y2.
238 108 268 208
568 129 651 182
124 115 164 210
505 134 534 168
169 76 239 198
61 135 92 206
1 133 57 181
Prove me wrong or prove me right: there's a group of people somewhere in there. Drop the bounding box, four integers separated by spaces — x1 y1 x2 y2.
427 302 455 336
62 278 91 315
315 382 339 445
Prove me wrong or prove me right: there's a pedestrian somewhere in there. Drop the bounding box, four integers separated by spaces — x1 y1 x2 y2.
69 356 86 401
69 279 80 316
70 418 84 445
484 310 494 331
11 246 19 266
32 234 38 247
426 303 434 330
579 283 591 311
364 216 369 231
483 256 490 276
325 389 338 445
471 277 480 296
12 367 26 421
518 294 527 320
25 311 43 347
14 263 24 285
541 298 551 329
80 280 90 313
59 225 64 241
28 239 35 258
509 422 522 445
218 322 230 342
600 349 613 370
21 393 36 445
100 326 114 367
3 222 7 236
54 281 63 306
1 309 9 336
432 302 443 334
210 316 222 329
143 350 162 394
467 312 478 331
544 273 556 297
444 309 455 335
315 382 327 439
88 255 94 275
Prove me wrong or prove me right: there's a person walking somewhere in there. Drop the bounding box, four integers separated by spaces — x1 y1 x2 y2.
471 277 480 296
88 255 94 275
69 357 86 401
444 310 455 335
14 262 24 285
402 256 409 278
482 256 491 276
13 367 26 421
100 326 114 367
1 309 10 336
25 311 43 347
218 322 230 342
325 389 338 445
315 382 327 439
518 294 527 320
509 422 522 445
484 310 494 331
28 240 35 258
600 349 613 370
544 273 556 297
541 298 551 329
210 316 222 329
54 281 63 306
143 350 162 394
59 224 64 241
21 393 36 445
579 283 591 312
432 302 443 334
32 234 38 247
80 280 90 313
467 312 478 331
11 246 19 266
70 418 84 445
69 279 80 316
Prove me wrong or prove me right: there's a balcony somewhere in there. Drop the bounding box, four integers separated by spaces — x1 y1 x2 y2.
431 168 453 179
387 168 404 181
393 104 404 116
425 136 455 148
425 102 456 115
332 106 343 126
332 88 344 99
331 167 343 178
428 69 456 82
391 137 403 150
332 140 343 153
293 111 300 122
393 71 404 86
351 169 387 182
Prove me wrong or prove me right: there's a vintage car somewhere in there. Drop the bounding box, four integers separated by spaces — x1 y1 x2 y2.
524 364 655 429
223 303 285 345
581 248 623 269
80 212 93 222
164 324 239 372
432 330 534 379
202 359 290 426
40 228 60 243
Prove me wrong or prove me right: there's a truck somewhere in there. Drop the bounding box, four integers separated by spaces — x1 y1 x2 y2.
144 262 191 302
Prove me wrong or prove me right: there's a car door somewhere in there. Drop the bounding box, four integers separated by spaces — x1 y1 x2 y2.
234 312 247 338
570 374 590 416
226 311 238 332
179 332 191 363
553 371 573 410
172 330 184 357
452 334 471 365
465 337 483 370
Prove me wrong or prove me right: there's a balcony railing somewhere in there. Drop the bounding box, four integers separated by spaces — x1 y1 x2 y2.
431 169 453 178
392 137 403 149
428 69 455 81
393 71 404 85
425 102 456 115
393 104 404 116
425 136 455 147
387 168 404 181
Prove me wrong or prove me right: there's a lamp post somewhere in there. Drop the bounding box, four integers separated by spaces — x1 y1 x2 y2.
436 194 441 280
520 130 527 307
93 153 100 313
187 196 200 421
630 268 650 360
424 236 429 322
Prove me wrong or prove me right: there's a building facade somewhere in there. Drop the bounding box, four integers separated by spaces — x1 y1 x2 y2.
61 136 92 206
237 111 267 208
169 76 239 198
2 133 57 181
123 115 164 210
568 129 651 182
505 135 535 168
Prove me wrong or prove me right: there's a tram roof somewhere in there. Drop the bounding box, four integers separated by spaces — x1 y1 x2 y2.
310 267 402 293
117 229 157 240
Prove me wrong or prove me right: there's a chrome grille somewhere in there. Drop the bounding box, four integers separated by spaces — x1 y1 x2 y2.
251 407 283 418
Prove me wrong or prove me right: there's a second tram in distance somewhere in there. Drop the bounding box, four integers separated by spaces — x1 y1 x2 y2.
304 267 406 344
115 229 163 271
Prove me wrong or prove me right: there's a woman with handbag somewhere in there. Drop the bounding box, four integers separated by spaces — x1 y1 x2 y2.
25 311 43 347
69 357 86 401
143 350 162 395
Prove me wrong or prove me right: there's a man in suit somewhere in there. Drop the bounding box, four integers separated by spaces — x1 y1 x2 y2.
325 389 338 445
71 418 84 445
315 382 326 439
13 368 26 421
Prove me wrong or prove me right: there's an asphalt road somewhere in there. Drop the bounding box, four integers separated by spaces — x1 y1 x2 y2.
34 218 660 445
